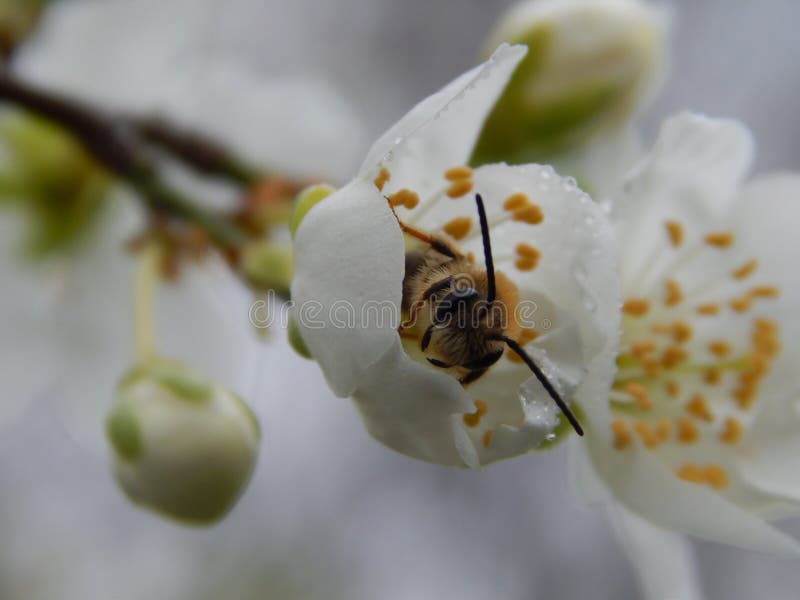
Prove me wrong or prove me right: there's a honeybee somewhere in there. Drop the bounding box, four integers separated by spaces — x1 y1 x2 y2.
395 194 583 436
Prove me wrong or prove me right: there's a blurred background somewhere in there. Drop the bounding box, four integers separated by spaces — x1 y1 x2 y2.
1 1 800 599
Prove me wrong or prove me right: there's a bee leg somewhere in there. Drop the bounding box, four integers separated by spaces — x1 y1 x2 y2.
387 200 456 259
421 324 435 351
459 368 488 386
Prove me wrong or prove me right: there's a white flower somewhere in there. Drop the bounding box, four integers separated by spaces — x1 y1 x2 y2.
0 0 364 444
292 44 620 468
578 112 800 561
107 357 260 524
473 0 667 163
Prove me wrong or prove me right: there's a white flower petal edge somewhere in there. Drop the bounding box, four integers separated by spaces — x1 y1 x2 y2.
359 44 528 199
582 112 800 555
609 504 705 600
293 45 621 467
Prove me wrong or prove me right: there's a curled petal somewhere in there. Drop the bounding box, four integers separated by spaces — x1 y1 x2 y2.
291 179 405 397
359 44 527 199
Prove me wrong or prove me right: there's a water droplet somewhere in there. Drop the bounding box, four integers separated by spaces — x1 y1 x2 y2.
563 177 578 192
545 433 557 442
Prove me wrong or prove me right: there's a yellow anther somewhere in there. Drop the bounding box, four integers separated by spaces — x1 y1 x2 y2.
661 346 687 369
388 188 420 209
641 357 661 379
631 339 657 358
446 179 474 199
664 220 684 247
732 384 757 411
704 231 734 248
665 380 679 399
512 204 544 225
516 243 540 259
611 420 632 450
703 368 721 385
514 257 539 271
463 399 488 427
622 299 650 317
719 418 743 445
686 394 714 422
754 318 778 333
625 382 652 411
482 430 493 448
444 166 473 181
373 166 391 191
749 285 780 299
704 465 729 489
655 419 671 442
664 279 683 307
633 421 660 448
442 216 472 240
671 320 693 344
463 413 480 428
503 193 529 211
707 340 731 358
676 464 705 484
732 259 758 280
729 295 753 313
676 417 699 444
696 303 720 316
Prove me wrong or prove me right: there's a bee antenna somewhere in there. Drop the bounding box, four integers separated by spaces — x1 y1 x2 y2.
496 335 584 436
475 194 496 305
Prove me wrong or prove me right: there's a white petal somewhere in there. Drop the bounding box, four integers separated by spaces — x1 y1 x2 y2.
610 112 753 284
586 438 800 555
291 179 405 397
358 44 527 197
351 339 474 467
609 504 705 600
728 174 800 508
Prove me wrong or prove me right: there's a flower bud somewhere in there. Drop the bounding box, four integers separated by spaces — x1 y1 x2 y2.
106 358 260 524
289 183 335 238
473 0 666 164
0 112 111 257
240 239 293 297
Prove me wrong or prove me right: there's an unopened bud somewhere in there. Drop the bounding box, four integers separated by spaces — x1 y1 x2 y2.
289 184 335 238
106 359 260 524
240 240 293 297
473 0 666 164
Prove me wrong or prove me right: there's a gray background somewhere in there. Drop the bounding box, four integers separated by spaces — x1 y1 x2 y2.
2 1 800 599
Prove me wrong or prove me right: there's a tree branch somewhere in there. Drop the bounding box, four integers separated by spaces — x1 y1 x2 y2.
0 67 252 249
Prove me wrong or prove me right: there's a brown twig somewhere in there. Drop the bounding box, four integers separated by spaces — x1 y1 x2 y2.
0 67 251 249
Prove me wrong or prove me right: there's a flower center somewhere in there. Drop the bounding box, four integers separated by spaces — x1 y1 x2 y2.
609 219 782 490
377 162 553 449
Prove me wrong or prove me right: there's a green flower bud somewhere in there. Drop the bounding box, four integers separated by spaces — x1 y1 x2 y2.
107 358 260 525
0 112 112 258
240 240 293 297
473 0 666 165
287 315 312 359
289 184 335 238
0 0 47 57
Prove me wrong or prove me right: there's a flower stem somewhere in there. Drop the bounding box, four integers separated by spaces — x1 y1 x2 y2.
134 243 161 363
